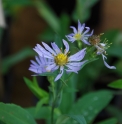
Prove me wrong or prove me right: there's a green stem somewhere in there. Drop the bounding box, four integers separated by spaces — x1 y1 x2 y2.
51 81 64 124
51 105 54 124
77 40 82 49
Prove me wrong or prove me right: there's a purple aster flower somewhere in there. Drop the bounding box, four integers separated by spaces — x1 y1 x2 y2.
30 39 87 81
29 56 54 75
66 20 93 45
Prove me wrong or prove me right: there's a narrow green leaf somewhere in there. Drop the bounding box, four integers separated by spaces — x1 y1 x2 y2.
69 90 113 124
67 115 87 124
56 115 70 124
32 77 39 87
0 103 36 124
26 106 61 120
72 0 99 22
34 1 60 33
59 13 70 38
59 73 77 114
108 79 122 89
48 77 63 108
54 90 63 108
96 118 118 124
24 77 49 99
2 47 34 74
35 98 48 114
33 77 49 97
56 114 86 124
26 106 51 120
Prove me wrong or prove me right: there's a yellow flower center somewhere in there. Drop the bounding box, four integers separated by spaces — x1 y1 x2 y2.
55 53 68 66
74 33 82 40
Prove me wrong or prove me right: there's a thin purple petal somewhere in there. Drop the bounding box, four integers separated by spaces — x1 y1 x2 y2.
34 44 53 59
51 42 61 54
102 54 116 69
30 60 38 66
78 21 85 33
83 27 90 34
63 39 69 54
68 48 86 61
52 65 59 71
67 60 87 67
66 35 76 42
85 29 94 37
42 42 56 56
70 26 77 34
54 66 64 81
82 39 91 45
46 63 56 72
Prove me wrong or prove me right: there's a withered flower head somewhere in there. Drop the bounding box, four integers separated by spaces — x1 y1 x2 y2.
88 33 104 45
89 33 116 69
